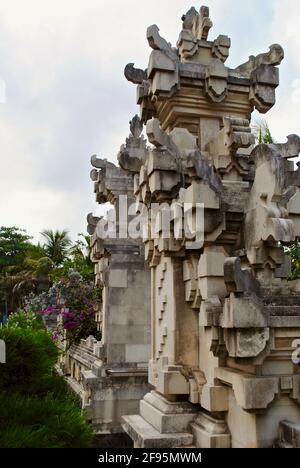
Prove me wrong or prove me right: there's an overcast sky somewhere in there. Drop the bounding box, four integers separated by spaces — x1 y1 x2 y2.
0 0 299 243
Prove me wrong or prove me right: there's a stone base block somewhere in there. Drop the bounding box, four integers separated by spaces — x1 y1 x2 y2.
190 412 231 448
81 369 150 434
275 420 300 448
122 415 194 448
140 398 197 433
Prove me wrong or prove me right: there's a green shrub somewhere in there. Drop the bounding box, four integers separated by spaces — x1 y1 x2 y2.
0 327 58 393
0 392 92 448
7 310 44 330
0 321 93 448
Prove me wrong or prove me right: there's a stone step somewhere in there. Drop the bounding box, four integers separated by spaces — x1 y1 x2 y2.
263 296 300 306
122 415 193 449
140 399 197 434
190 422 231 448
266 305 300 316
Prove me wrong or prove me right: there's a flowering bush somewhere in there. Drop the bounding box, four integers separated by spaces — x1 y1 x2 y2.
25 271 101 346
7 310 44 331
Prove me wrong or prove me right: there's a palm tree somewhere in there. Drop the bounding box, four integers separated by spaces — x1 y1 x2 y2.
0 253 54 314
41 229 71 267
69 234 92 265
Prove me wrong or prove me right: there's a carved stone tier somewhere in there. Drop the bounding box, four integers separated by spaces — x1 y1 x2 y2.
120 4 300 448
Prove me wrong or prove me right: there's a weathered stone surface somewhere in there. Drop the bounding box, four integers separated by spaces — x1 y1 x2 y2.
190 412 231 448
276 419 300 448
83 3 300 449
235 44 284 75
122 415 194 448
118 115 149 173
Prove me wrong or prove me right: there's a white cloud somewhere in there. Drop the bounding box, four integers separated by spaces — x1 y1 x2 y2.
263 0 300 141
0 0 299 241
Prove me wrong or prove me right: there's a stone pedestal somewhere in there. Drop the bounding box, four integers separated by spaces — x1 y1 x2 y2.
190 412 231 448
123 391 197 448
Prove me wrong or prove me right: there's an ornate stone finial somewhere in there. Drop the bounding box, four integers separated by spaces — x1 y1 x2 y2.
147 24 178 60
124 63 147 84
181 5 212 40
235 44 284 75
90 168 98 182
271 134 300 159
90 155 116 170
181 7 198 29
91 155 106 169
87 212 100 235
129 115 143 139
117 115 148 173
197 6 213 40
177 5 213 60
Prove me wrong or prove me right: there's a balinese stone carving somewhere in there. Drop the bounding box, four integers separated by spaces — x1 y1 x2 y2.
177 6 213 60
124 63 147 84
205 59 228 103
86 212 100 235
59 149 152 435
118 115 149 172
206 117 255 176
212 35 231 62
235 44 284 75
87 4 300 448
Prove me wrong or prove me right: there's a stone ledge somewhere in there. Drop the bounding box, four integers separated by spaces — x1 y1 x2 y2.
122 415 194 448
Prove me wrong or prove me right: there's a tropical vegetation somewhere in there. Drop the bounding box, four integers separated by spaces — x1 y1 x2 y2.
0 313 93 448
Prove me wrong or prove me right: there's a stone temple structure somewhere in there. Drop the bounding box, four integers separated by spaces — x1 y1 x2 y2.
111 6 300 448
61 142 151 435
57 4 300 448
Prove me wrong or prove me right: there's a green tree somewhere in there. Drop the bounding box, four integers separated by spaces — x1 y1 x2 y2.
286 243 300 280
0 227 32 273
41 229 71 267
0 227 33 317
51 233 94 281
0 227 54 317
252 118 275 144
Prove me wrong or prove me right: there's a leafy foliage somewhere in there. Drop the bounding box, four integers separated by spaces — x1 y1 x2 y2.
41 229 72 267
0 227 95 318
0 227 32 272
286 243 300 280
0 392 93 448
0 327 58 393
51 233 94 281
0 319 93 448
0 227 53 317
252 118 275 144
6 309 44 330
